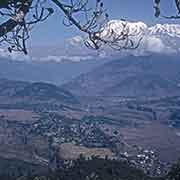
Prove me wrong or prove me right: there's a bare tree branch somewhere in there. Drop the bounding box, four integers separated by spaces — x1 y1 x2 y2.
0 0 32 37
51 0 142 51
0 0 54 54
0 0 143 54
154 0 180 19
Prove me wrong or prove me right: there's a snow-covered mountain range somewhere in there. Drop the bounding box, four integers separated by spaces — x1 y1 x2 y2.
148 23 180 37
1 20 180 63
104 20 180 38
95 20 180 56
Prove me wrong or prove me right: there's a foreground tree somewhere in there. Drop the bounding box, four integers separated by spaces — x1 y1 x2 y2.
1 0 179 55
0 0 141 54
166 160 180 180
154 0 180 18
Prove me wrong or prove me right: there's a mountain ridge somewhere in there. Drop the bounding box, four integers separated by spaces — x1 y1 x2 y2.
0 78 78 104
63 54 180 98
105 20 180 38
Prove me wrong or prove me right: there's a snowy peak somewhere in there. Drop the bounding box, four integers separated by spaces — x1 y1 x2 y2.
105 20 180 38
106 20 147 35
98 20 180 55
148 24 180 38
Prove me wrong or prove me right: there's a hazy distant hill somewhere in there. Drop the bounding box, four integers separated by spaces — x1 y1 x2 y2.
15 82 78 103
64 55 180 98
0 79 29 96
0 79 78 104
0 58 107 85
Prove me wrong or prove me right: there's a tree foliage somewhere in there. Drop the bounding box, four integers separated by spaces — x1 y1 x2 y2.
15 157 155 180
0 156 180 180
166 160 180 180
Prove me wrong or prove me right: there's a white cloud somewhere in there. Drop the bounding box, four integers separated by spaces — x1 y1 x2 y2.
0 48 31 61
0 46 99 63
39 55 62 62
38 55 94 63
143 36 165 53
124 35 177 56
67 36 84 47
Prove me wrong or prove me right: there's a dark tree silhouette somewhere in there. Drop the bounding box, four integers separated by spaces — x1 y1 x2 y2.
154 0 180 19
167 160 180 180
0 0 142 54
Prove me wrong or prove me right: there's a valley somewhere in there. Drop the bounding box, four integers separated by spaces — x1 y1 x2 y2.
0 55 180 178
0 81 179 178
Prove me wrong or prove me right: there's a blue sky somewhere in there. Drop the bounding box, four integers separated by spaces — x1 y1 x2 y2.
30 0 178 46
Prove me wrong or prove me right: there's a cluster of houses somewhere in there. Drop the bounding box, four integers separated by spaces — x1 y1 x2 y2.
120 149 167 176
32 113 115 149
30 112 167 175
